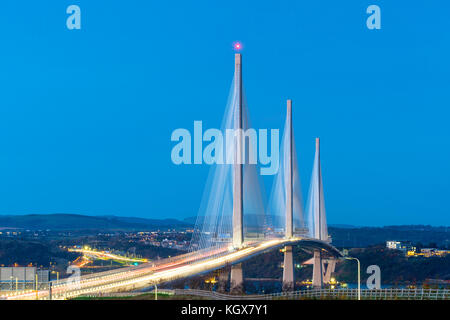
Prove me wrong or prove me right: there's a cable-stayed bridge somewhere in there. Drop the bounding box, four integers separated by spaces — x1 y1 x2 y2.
3 54 341 300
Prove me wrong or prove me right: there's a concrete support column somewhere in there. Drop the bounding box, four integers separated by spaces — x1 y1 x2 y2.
323 258 337 284
232 53 244 248
230 263 244 294
217 268 230 292
282 246 294 291
312 250 323 288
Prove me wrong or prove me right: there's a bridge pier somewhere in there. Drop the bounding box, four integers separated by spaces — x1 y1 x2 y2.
230 263 244 294
282 246 294 291
217 268 230 292
312 250 323 288
323 258 336 284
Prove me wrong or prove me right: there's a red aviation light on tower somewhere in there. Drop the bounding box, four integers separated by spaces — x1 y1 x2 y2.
233 41 242 51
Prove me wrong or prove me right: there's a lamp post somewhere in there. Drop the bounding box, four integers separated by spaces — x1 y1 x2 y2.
344 257 361 300
35 273 39 300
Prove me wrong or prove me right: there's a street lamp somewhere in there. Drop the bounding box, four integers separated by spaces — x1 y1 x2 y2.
344 257 361 300
35 273 39 300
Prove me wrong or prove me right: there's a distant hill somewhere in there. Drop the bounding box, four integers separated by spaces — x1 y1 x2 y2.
0 214 192 231
183 216 200 225
328 224 359 229
329 225 449 248
0 214 448 248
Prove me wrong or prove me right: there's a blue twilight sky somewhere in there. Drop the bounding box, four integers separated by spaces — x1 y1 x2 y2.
0 1 449 226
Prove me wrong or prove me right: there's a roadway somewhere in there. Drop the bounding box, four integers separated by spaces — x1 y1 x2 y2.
68 247 148 264
1 237 341 300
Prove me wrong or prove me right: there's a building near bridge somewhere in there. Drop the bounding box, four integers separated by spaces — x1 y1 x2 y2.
416 248 450 258
386 241 416 255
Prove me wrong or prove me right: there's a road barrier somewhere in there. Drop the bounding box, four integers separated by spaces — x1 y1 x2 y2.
169 288 450 300
76 287 449 300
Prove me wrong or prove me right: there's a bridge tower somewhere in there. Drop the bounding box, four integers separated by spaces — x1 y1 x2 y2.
312 138 324 288
232 53 244 248
308 137 335 287
282 99 294 291
314 138 323 241
230 54 245 293
285 99 294 239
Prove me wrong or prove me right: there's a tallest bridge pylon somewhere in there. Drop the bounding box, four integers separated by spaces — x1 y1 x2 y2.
189 52 266 256
232 53 244 248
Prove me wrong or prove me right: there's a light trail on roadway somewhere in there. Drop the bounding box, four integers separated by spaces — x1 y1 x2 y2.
2 238 306 300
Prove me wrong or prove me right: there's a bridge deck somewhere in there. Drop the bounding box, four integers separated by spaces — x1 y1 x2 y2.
2 238 341 300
